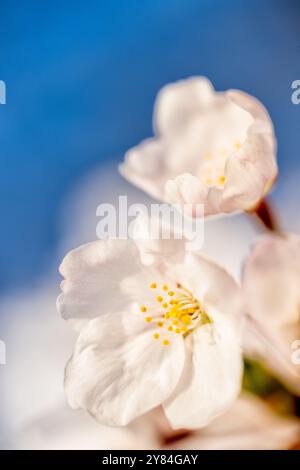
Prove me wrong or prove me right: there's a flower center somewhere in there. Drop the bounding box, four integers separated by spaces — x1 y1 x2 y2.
139 282 212 346
201 141 242 188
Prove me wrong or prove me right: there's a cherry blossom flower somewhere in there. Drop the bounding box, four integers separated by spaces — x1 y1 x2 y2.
57 225 243 429
242 234 300 394
120 77 277 216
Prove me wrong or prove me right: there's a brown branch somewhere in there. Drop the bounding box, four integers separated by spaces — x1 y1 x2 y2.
252 198 281 233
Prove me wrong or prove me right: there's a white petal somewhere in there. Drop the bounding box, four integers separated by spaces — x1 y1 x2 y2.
154 77 214 136
163 317 243 429
65 311 185 426
57 239 154 321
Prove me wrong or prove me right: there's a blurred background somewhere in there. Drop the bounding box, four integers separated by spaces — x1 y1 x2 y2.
0 0 300 449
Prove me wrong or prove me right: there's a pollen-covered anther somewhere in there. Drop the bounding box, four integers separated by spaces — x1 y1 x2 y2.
141 281 212 342
218 175 226 185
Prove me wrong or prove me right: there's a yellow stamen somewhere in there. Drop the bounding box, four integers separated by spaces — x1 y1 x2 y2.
163 285 168 291
140 306 147 313
156 295 163 302
218 175 225 185
150 283 157 289
175 328 181 334
163 339 170 346
145 316 152 322
168 326 173 332
153 333 159 340
168 291 174 296
162 302 168 309
157 321 164 328
181 314 191 325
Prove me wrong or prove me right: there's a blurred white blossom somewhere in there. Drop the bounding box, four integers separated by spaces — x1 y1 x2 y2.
243 234 300 394
120 77 277 217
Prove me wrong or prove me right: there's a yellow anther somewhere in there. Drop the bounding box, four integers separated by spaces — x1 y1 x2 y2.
163 339 170 346
163 285 168 291
168 325 173 331
168 291 174 296
170 299 178 305
172 320 179 326
181 326 187 333
153 333 160 340
164 313 170 319
175 328 181 334
140 306 147 313
145 316 152 322
156 295 163 302
218 175 226 185
234 141 241 150
162 302 168 309
181 315 191 325
157 321 164 328
150 283 157 289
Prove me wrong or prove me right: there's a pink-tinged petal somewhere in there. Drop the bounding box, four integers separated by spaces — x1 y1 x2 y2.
65 311 185 426
242 234 300 394
15 406 145 450
119 138 167 200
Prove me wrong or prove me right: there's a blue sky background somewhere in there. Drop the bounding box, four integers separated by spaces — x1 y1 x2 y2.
0 0 299 292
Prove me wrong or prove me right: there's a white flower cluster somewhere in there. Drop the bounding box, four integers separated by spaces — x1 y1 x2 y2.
57 77 300 435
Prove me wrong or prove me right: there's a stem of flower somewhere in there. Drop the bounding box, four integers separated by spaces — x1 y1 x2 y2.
252 198 280 233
